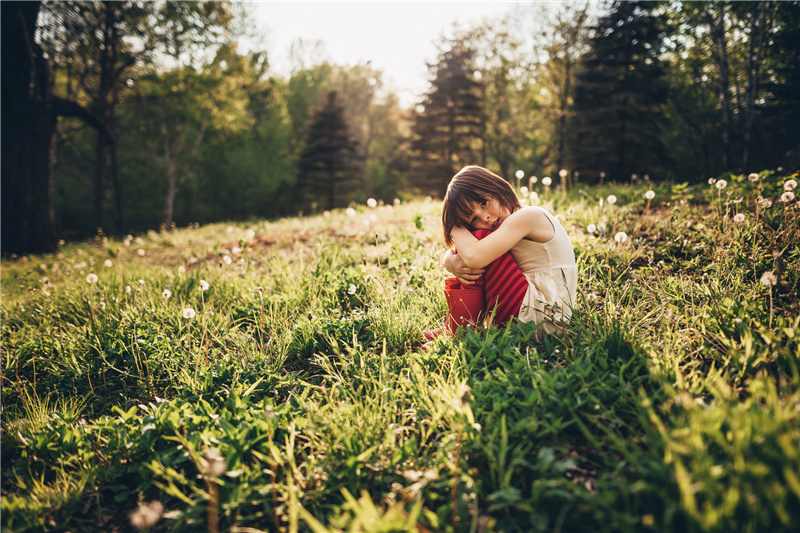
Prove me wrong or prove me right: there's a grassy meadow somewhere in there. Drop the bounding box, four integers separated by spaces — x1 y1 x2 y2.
2 173 799 532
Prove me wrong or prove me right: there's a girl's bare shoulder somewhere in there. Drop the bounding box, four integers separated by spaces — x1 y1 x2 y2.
514 206 555 242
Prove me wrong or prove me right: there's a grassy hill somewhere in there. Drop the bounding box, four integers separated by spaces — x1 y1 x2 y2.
2 174 799 532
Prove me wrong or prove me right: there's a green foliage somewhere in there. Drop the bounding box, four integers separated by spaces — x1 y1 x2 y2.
3 161 799 532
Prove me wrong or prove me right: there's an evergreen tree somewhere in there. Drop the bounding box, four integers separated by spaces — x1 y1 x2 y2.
409 39 486 197
570 1 669 182
297 91 360 211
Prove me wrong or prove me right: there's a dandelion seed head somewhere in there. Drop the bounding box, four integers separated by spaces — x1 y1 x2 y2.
162 289 172 299
614 231 628 243
177 265 185 274
542 177 552 186
367 198 377 208
125 285 132 294
103 259 113 268
748 173 760 182
645 190 655 200
559 169 568 178
785 179 797 191
760 271 777 287
587 223 597 234
245 229 256 240
708 178 716 185
393 198 401 206
520 186 529 196
515 170 525 179
199 280 209 291
733 213 746 223
347 284 357 295
323 210 331 217
607 195 617 205
130 500 164 531
346 207 356 217
138 279 145 286
86 273 98 284
98 301 106 311
203 448 227 477
182 307 196 319
716 179 728 190
222 255 232 265
137 249 145 257
782 191 795 203
232 246 242 255
530 176 538 184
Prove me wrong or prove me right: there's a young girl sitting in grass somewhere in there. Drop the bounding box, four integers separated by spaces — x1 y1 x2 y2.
423 165 578 343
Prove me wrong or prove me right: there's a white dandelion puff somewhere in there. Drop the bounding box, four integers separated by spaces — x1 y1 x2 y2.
587 223 597 234
232 246 242 255
162 289 172 299
760 271 777 287
715 179 728 190
542 177 552 187
748 173 760 182
784 179 797 191
347 284 357 295
130 500 164 531
645 190 655 200
733 213 746 223
137 249 145 256
607 195 617 205
182 307 196 319
346 207 356 217
86 273 98 284
559 169 568 178
367 198 377 208
222 255 232 265
515 170 525 179
245 229 256 239
782 191 795 203
103 259 113 268
199 280 209 291
614 231 628 243
125 285 132 294
138 279 145 286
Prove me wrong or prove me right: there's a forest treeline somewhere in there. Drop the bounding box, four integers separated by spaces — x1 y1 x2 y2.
2 0 799 254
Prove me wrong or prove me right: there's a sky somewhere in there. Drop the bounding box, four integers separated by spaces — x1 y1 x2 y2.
249 1 523 107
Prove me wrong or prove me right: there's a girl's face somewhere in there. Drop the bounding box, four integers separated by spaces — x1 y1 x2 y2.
466 196 512 231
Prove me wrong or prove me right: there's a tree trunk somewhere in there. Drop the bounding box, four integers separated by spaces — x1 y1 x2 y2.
1 1 58 255
742 2 769 170
709 4 732 171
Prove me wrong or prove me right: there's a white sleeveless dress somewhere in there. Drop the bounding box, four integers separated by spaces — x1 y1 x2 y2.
509 207 578 337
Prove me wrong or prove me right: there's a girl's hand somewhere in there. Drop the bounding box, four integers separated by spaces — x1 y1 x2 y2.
443 249 484 285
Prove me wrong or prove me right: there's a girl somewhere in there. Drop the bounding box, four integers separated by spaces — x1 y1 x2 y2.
424 166 577 342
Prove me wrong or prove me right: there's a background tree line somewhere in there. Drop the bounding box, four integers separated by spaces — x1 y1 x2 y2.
3 0 799 254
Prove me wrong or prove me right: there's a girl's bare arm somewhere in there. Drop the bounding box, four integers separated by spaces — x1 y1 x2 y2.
451 208 554 268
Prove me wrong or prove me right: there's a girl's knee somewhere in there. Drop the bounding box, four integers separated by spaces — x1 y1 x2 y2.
472 229 493 240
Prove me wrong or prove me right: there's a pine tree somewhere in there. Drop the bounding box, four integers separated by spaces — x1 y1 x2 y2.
297 91 360 210
570 1 669 182
409 40 486 196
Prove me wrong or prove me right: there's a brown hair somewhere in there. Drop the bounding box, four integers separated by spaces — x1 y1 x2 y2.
441 166 521 248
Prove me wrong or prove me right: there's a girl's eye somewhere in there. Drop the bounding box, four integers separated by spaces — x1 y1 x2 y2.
470 217 477 225
481 200 487 207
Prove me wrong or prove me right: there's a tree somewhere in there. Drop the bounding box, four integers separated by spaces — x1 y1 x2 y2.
537 2 591 184
297 91 360 210
409 36 486 197
1 1 108 255
137 43 255 228
570 1 669 181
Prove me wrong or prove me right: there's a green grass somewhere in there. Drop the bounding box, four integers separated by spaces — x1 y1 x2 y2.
2 173 799 532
